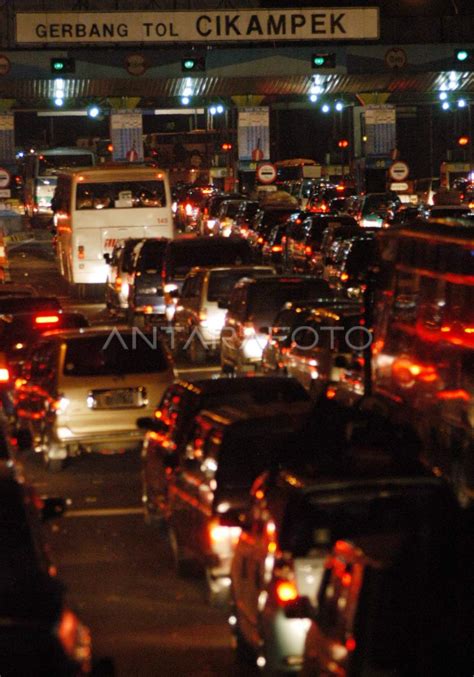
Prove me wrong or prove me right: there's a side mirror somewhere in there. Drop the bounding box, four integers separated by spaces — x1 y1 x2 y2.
41 497 67 521
217 298 229 309
284 595 316 620
103 253 111 264
136 416 168 433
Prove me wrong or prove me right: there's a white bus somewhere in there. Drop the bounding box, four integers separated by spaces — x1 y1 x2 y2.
23 147 96 220
53 164 173 293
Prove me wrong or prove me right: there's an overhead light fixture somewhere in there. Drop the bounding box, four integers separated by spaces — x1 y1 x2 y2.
442 101 450 110
457 98 467 108
87 105 100 118
54 97 64 107
309 94 318 103
181 96 190 105
321 104 331 113
439 92 448 101
335 101 344 112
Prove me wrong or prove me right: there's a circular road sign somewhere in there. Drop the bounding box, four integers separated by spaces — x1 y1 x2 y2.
0 54 11 76
125 54 148 76
257 163 277 184
0 167 11 188
389 161 409 182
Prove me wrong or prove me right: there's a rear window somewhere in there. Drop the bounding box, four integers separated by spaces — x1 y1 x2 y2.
281 485 453 557
0 297 61 314
207 268 273 301
138 240 168 273
167 241 252 276
63 333 169 376
76 180 166 209
247 280 332 321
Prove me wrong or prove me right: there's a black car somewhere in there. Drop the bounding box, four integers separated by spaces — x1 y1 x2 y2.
198 192 243 235
138 376 310 524
126 237 169 326
0 296 62 315
0 461 92 675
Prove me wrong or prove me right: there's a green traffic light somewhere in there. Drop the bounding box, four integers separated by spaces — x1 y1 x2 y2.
313 56 325 67
53 61 65 71
183 59 195 70
456 50 469 62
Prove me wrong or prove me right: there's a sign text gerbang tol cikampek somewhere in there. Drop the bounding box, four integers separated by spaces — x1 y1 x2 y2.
15 9 379 44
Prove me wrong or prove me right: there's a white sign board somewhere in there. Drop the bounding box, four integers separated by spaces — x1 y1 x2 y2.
257 163 277 184
0 188 11 198
15 9 380 44
389 161 409 181
0 167 10 188
238 107 270 162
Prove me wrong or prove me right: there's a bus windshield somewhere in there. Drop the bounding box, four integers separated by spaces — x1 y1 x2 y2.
76 180 166 209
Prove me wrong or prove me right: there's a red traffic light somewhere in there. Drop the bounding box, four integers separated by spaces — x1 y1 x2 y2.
221 143 233 151
337 139 349 149
458 135 470 146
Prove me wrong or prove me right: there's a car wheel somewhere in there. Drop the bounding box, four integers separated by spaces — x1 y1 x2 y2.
168 527 195 577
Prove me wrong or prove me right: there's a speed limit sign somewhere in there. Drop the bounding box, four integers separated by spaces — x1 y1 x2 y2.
256 163 277 184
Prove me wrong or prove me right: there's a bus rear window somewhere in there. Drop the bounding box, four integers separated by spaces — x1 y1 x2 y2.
39 154 94 174
76 181 166 210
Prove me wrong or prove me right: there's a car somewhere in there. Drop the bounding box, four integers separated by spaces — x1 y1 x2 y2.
167 399 312 604
325 232 377 298
261 298 358 375
138 376 311 527
286 215 358 275
261 223 288 269
231 199 261 237
220 275 333 374
0 309 90 368
230 403 458 674
213 198 248 237
15 326 175 471
300 524 461 676
358 192 401 228
319 219 362 269
175 185 217 232
0 461 92 674
0 295 62 315
125 237 169 326
426 204 474 220
247 207 303 260
282 303 365 399
172 265 275 363
162 236 254 309
198 192 244 235
104 237 144 316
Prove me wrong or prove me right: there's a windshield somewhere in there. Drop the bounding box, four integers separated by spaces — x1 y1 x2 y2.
76 180 166 209
207 268 273 301
167 241 252 276
63 333 169 376
247 280 332 323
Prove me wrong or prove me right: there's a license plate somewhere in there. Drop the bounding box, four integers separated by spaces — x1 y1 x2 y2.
88 387 146 409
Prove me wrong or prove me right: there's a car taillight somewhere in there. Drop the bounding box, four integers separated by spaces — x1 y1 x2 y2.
275 580 298 604
304 245 312 256
0 367 9 383
185 203 193 216
115 276 122 291
57 609 79 657
271 245 283 253
340 272 349 282
257 236 264 244
77 245 85 260
35 314 60 325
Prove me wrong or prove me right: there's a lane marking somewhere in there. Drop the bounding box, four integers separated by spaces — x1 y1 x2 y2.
65 507 143 518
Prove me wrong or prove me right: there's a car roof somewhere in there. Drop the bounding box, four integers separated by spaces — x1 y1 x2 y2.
234 274 321 289
174 376 310 399
39 324 141 340
189 264 275 275
198 401 310 428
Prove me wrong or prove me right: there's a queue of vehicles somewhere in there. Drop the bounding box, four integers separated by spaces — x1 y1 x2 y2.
0 162 472 674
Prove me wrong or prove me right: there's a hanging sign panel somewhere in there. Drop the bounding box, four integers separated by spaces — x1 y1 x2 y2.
238 108 270 162
110 111 144 162
0 114 15 163
15 9 379 44
364 105 396 157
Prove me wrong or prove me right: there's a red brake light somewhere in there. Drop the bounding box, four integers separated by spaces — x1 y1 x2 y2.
35 315 60 325
275 580 298 604
340 272 349 282
57 609 79 657
271 245 283 253
345 637 356 652
304 245 312 256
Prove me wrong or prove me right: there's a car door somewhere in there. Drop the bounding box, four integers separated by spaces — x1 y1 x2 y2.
174 272 203 343
221 286 247 366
